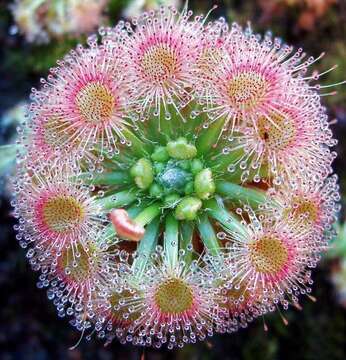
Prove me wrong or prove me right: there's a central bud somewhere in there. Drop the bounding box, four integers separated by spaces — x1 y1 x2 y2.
157 162 193 194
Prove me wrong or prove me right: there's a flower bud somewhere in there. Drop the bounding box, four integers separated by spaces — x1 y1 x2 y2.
149 183 163 198
130 158 154 190
191 159 204 175
167 138 197 160
174 196 202 220
151 146 170 162
184 181 194 195
194 168 215 199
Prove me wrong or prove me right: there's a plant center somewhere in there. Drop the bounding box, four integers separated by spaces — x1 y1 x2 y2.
75 81 115 123
129 139 215 220
228 71 268 110
154 277 194 314
249 236 288 274
141 44 178 83
42 195 85 233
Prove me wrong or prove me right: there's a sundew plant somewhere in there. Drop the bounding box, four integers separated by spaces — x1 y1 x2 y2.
13 5 342 349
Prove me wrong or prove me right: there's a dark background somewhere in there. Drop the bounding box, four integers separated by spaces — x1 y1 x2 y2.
0 0 345 359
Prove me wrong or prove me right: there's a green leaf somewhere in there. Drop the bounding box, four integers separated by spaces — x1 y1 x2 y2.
196 116 226 156
216 180 267 208
204 198 247 237
132 218 161 277
197 213 220 256
164 213 179 269
96 189 137 210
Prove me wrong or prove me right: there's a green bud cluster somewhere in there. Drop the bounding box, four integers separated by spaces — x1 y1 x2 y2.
129 137 215 220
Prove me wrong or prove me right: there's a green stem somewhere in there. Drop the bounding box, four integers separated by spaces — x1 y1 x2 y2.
159 104 174 139
220 167 243 184
212 148 245 171
216 180 267 208
184 104 206 136
170 103 191 137
121 127 152 157
107 150 134 166
134 203 161 227
164 213 179 270
180 221 194 265
97 223 117 246
147 114 167 145
197 213 220 256
127 202 148 218
132 217 161 277
81 171 131 186
196 117 225 156
204 199 247 237
213 151 269 184
96 189 137 210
